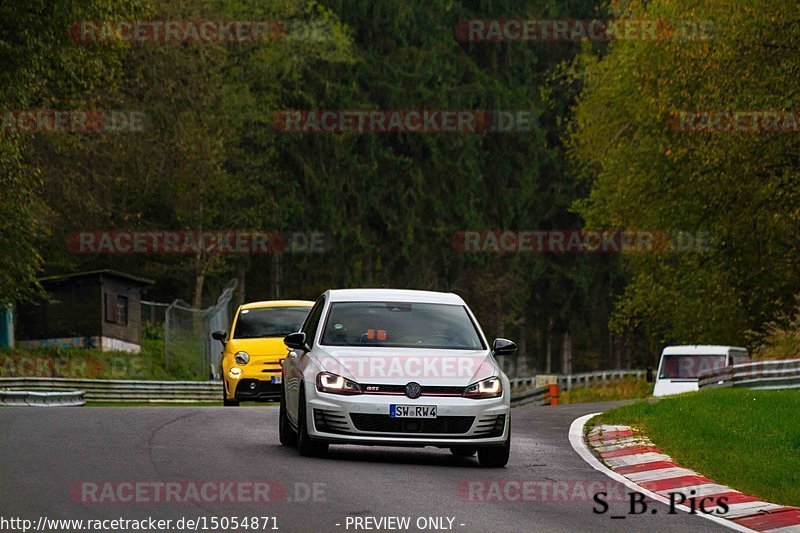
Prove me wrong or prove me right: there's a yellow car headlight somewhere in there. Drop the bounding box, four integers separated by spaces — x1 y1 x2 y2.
234 351 250 365
229 367 242 379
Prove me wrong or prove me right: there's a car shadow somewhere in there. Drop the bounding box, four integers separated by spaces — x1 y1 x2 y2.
265 443 484 467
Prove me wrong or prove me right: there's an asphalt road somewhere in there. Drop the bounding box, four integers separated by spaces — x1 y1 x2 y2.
0 403 728 533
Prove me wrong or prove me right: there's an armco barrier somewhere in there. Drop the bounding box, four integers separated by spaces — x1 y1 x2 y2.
510 370 645 393
699 359 800 390
0 371 638 404
510 383 559 407
0 378 220 402
0 377 555 405
0 390 85 407
557 370 645 391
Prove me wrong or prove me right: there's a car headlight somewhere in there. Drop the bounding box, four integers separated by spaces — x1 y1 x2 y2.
316 372 361 395
229 367 242 379
464 376 502 399
234 351 250 365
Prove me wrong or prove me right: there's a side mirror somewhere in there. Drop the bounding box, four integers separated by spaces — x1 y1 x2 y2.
646 367 654 383
492 338 518 356
284 332 310 353
211 330 227 345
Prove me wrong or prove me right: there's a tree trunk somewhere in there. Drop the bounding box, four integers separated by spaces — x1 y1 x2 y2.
545 318 553 374
234 260 246 308
193 271 205 309
270 253 282 299
561 330 572 375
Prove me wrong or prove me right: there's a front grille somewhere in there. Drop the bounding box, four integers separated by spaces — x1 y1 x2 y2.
313 409 349 433
350 414 474 434
422 386 465 395
234 379 281 400
363 384 405 394
361 384 465 396
473 414 506 438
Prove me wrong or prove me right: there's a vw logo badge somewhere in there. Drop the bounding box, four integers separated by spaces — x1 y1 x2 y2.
405 382 422 399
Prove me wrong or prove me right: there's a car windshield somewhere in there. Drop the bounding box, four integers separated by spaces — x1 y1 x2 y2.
659 354 727 379
233 307 310 339
320 302 484 349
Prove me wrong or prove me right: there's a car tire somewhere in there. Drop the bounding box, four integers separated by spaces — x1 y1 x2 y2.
279 386 297 447
478 430 510 468
450 447 478 457
297 389 328 457
223 385 239 406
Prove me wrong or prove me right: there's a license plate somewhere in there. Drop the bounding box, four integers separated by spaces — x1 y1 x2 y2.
390 405 437 418
270 375 282 384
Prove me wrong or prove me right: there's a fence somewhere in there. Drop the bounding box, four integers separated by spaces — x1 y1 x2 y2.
141 300 169 326
164 280 237 380
698 359 800 390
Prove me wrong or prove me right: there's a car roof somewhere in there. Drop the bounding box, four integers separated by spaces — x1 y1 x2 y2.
662 345 748 355
325 288 464 305
240 300 314 310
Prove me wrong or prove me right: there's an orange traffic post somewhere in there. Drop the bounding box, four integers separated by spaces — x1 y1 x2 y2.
548 383 559 406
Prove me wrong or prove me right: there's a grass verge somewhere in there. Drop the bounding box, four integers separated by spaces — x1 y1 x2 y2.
560 377 652 404
593 388 800 507
0 338 205 381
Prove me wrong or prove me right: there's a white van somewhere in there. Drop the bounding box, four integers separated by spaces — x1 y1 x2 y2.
653 345 750 397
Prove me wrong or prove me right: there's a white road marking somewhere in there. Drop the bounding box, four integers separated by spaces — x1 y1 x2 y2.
626 466 699 483
605 452 674 468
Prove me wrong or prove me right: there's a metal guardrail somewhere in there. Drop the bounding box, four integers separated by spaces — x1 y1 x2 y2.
557 370 645 391
510 384 559 407
509 376 537 390
0 378 220 402
698 359 800 390
0 390 86 407
0 370 641 404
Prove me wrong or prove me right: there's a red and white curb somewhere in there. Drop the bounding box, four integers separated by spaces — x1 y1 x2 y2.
569 414 800 532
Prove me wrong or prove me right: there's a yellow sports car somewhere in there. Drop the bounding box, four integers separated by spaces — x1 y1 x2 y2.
213 300 313 406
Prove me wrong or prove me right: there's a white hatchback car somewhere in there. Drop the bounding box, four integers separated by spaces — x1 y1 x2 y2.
280 289 516 467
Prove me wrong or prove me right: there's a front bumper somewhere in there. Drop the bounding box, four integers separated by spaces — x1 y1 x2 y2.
227 377 282 401
305 386 510 447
